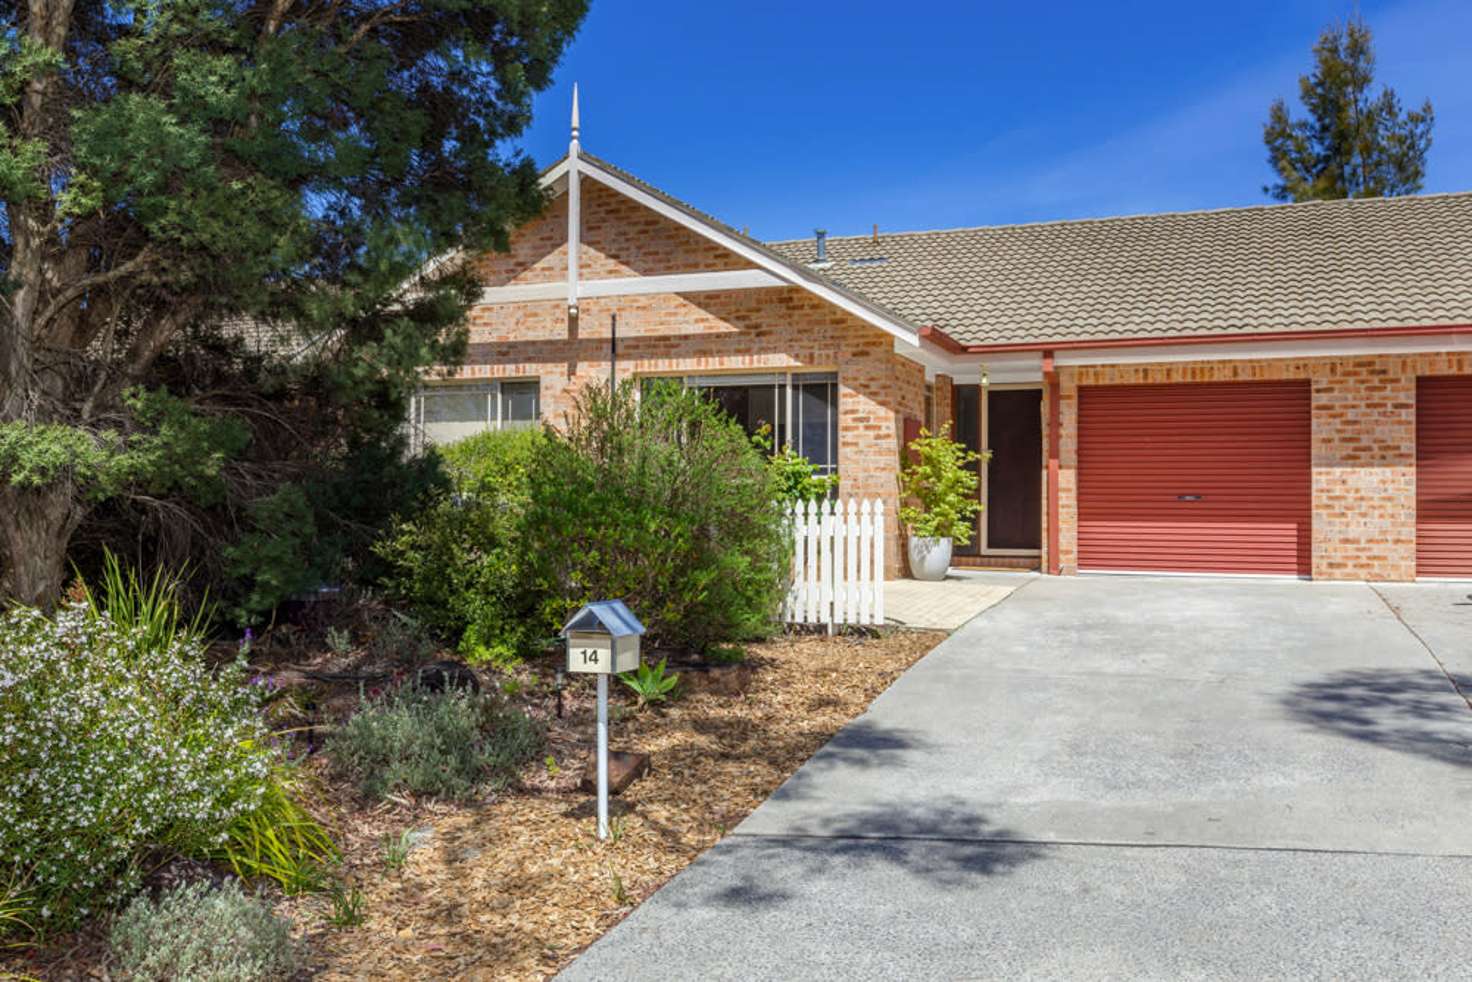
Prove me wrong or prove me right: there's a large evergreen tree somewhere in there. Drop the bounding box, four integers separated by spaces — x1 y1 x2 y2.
1263 17 1434 202
0 1 587 607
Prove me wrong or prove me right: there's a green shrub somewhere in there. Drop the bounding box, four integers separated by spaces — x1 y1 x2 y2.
376 384 791 660
375 429 549 665
753 425 839 503
706 644 748 665
0 602 272 931
108 880 297 982
327 687 542 800
523 382 789 652
898 423 986 543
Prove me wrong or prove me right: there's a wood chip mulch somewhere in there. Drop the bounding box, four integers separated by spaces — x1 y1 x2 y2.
292 628 944 981
2 627 943 981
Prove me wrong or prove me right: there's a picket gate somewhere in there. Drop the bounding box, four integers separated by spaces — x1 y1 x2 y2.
783 498 885 628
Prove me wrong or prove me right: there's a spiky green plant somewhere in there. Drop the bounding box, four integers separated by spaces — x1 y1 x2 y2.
618 658 681 709
212 768 338 895
77 549 211 650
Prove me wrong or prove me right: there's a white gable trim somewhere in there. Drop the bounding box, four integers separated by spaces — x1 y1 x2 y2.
481 269 786 305
539 158 921 347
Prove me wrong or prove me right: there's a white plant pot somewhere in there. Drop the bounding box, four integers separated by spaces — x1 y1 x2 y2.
907 535 952 581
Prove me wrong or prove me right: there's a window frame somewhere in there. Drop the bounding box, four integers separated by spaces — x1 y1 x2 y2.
648 370 840 478
410 378 540 451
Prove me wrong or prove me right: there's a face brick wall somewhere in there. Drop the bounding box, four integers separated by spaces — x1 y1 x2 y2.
933 374 954 435
448 181 923 575
1048 352 1472 581
470 181 755 287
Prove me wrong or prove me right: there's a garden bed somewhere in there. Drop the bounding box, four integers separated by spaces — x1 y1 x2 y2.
2 625 941 981
294 627 943 980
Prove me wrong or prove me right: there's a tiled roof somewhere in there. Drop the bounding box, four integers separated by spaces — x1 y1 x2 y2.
765 193 1472 347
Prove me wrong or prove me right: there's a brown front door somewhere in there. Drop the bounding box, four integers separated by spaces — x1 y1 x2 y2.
986 389 1043 550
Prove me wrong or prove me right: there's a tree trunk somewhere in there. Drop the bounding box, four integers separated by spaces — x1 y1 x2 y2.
0 483 82 609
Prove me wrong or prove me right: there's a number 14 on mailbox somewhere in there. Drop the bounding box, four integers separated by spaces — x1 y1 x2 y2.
562 600 644 675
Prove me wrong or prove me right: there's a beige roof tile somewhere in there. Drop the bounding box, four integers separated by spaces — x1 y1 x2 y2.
765 193 1472 347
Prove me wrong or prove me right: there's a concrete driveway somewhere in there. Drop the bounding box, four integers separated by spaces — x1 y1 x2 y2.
561 576 1472 981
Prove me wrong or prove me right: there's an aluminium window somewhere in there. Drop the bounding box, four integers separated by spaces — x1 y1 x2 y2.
410 379 540 449
650 372 839 478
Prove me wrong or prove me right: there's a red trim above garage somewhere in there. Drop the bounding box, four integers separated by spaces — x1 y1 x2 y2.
1416 376 1472 578
1077 381 1312 576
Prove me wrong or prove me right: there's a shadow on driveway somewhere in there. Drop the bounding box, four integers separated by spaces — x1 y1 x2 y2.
1282 668 1472 768
692 796 1050 912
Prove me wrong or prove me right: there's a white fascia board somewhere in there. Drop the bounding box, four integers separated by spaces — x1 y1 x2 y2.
479 269 785 305
573 162 921 347
541 157 571 187
478 281 569 304
894 338 1045 383
1054 332 1472 366
580 269 783 297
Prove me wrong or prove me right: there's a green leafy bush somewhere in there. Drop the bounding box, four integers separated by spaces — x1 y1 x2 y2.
0 602 272 931
375 429 548 665
618 657 681 709
706 644 748 665
523 382 789 652
752 425 838 503
898 423 986 543
327 687 542 801
377 384 790 660
108 880 297 982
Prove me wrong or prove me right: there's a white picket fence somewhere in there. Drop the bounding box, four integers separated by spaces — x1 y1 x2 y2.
783 498 885 628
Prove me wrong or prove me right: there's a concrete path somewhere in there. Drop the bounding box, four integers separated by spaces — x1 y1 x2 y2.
561 576 1472 981
884 569 1029 630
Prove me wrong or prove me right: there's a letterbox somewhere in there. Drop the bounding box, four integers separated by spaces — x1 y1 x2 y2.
562 599 644 675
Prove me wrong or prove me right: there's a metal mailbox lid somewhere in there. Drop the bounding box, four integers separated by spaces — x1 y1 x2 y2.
561 599 646 639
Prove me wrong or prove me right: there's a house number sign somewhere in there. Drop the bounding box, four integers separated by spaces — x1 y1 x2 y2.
569 635 613 673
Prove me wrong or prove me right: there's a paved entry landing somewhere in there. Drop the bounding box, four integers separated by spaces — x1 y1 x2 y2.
883 569 1027 630
561 575 1472 981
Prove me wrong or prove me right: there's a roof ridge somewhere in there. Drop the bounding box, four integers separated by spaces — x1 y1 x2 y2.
763 190 1472 245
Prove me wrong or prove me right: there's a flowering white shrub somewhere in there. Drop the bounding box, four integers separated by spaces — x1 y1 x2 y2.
0 602 272 931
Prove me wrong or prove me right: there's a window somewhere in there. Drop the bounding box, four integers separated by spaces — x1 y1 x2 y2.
411 380 540 448
651 372 839 478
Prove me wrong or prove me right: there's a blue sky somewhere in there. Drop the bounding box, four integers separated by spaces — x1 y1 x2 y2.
514 0 1472 241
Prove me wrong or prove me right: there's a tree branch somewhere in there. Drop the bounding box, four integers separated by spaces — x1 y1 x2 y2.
33 249 157 344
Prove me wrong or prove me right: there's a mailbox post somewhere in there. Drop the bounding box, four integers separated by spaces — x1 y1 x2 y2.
562 600 645 840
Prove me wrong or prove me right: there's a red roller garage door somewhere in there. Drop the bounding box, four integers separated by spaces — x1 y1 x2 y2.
1078 381 1312 575
1417 376 1472 578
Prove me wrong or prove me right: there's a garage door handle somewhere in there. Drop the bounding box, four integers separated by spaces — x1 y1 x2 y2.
1177 494 1204 501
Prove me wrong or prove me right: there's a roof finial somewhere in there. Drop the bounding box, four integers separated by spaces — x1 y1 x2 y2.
570 83 580 154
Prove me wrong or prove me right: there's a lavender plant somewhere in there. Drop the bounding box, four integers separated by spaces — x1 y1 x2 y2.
108 879 297 982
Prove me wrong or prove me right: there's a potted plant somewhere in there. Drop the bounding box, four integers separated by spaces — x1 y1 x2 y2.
898 423 985 581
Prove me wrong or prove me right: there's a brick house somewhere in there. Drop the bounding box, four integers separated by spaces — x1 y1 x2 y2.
417 114 1472 582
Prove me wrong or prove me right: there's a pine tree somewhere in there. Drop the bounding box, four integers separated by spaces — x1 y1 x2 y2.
1263 18 1434 202
0 2 587 607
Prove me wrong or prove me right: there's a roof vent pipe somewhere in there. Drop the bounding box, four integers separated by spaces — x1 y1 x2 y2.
814 228 827 264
